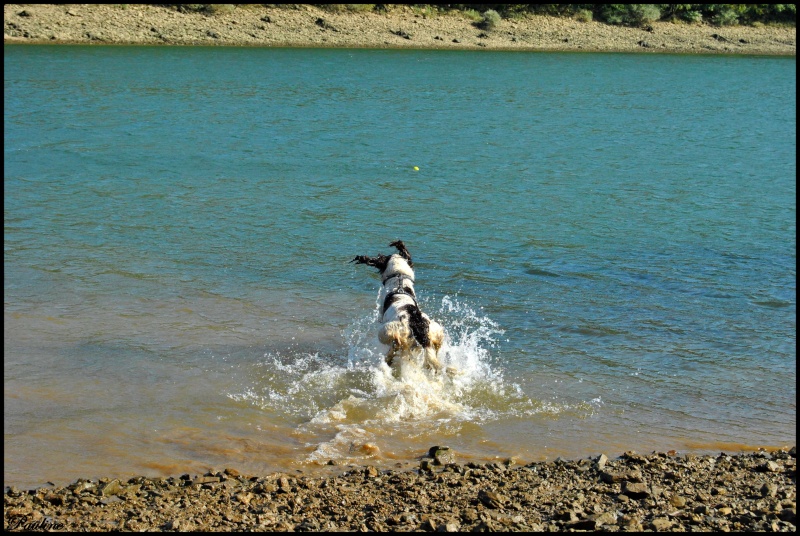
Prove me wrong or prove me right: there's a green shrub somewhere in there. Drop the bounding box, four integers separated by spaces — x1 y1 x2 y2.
766 4 796 24
411 5 439 18
462 9 483 22
681 10 703 24
525 5 582 17
317 5 376 13
173 4 206 13
170 4 234 16
203 4 235 15
600 4 661 27
711 7 739 26
477 9 501 30
574 9 593 23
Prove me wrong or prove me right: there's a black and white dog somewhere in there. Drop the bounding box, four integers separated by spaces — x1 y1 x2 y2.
352 240 444 373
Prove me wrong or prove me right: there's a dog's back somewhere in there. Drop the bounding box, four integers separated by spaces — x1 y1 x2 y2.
352 241 443 373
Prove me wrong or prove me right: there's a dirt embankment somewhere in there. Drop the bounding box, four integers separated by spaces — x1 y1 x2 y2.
4 4 797 55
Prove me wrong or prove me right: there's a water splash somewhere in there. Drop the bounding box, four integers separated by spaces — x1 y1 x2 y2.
228 295 578 465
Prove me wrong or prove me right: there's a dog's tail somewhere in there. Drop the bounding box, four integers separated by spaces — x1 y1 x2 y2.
389 240 413 268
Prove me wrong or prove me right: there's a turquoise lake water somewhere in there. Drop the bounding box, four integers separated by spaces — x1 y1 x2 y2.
4 45 796 489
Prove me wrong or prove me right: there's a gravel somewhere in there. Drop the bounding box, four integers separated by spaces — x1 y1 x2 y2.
4 447 796 531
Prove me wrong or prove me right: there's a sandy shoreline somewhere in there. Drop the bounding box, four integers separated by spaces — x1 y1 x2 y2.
4 448 796 532
4 4 796 55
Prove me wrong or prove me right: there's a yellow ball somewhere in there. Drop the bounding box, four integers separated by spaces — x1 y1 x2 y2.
413 166 419 171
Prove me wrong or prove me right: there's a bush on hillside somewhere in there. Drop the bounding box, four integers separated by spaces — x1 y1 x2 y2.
710 5 740 26
574 9 593 22
167 4 234 15
600 4 662 26
316 5 377 13
680 10 703 24
476 9 502 30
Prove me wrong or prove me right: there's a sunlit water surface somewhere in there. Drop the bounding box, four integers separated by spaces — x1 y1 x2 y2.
4 46 795 489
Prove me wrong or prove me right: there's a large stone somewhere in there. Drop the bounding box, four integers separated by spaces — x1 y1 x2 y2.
364 466 379 478
650 517 673 531
565 518 598 530
758 461 781 473
436 520 461 532
553 508 580 522
621 481 650 499
428 446 456 466
760 483 778 497
70 480 95 495
191 476 220 486
98 479 124 497
234 492 252 506
621 450 649 464
669 494 687 508
163 519 182 531
43 493 64 506
593 511 618 526
478 490 507 509
600 470 625 483
601 469 643 484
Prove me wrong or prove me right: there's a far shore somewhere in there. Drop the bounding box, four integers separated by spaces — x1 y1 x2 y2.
4 4 797 56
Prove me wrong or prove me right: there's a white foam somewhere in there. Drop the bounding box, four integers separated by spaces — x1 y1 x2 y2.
298 296 512 463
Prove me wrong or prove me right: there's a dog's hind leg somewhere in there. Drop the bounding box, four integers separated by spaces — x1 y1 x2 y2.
379 320 411 367
423 347 443 373
423 321 445 373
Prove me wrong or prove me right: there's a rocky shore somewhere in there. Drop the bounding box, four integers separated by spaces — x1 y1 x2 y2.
3 4 796 55
4 447 796 532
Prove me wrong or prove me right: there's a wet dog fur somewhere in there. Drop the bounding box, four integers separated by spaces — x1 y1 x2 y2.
352 241 443 373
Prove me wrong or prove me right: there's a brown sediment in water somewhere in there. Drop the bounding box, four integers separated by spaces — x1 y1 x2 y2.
3 447 796 531
3 4 796 55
